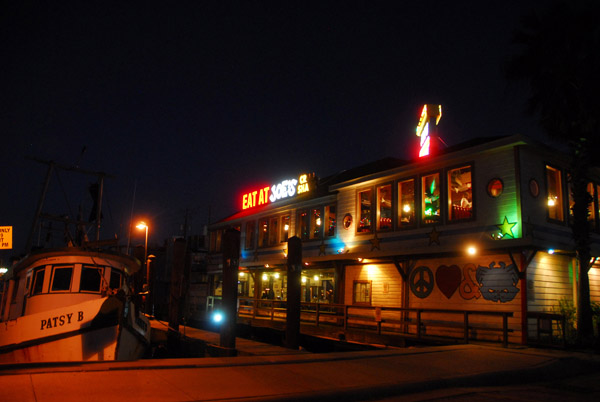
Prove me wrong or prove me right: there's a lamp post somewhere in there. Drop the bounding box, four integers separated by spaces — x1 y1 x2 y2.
136 221 149 288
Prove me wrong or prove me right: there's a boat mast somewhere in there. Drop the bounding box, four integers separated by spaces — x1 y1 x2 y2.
25 158 114 252
25 161 54 253
95 174 104 242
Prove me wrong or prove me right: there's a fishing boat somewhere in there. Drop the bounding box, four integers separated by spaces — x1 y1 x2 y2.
0 160 150 363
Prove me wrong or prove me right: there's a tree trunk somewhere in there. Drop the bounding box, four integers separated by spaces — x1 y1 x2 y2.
571 139 594 344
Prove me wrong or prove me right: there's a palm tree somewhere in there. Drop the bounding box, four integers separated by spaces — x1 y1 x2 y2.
506 0 600 344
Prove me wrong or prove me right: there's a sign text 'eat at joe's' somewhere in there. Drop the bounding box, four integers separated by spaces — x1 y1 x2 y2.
242 173 312 210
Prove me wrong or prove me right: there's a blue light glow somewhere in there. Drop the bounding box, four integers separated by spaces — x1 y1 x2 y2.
212 311 224 323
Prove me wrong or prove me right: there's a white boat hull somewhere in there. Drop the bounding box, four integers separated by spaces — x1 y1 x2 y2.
0 296 150 364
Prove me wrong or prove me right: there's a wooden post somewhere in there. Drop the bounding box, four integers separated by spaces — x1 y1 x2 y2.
220 228 240 351
503 313 509 348
286 236 302 350
464 311 469 343
519 252 528 345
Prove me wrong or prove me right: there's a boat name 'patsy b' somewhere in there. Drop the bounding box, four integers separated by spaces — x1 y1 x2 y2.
40 311 84 330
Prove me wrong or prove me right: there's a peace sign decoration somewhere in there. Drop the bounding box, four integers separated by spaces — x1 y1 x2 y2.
409 266 434 298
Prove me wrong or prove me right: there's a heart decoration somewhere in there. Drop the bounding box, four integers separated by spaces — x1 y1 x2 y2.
436 264 461 299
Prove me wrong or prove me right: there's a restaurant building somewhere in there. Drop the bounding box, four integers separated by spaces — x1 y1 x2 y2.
207 105 600 345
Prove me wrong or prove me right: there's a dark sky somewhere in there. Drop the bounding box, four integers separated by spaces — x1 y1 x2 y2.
1 1 551 259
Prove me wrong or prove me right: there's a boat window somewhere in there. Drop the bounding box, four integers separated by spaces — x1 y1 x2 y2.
109 269 122 290
80 266 104 292
32 267 46 295
51 266 73 292
25 274 31 295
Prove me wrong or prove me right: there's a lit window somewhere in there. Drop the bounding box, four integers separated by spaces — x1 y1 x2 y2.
298 210 309 240
597 184 600 231
448 165 473 221
281 215 290 242
245 221 256 250
487 178 503 198
422 173 441 224
358 189 373 233
377 184 393 230
325 205 336 237
268 217 279 246
51 266 73 292
353 280 372 305
258 218 269 247
398 179 415 227
310 208 322 239
546 165 563 221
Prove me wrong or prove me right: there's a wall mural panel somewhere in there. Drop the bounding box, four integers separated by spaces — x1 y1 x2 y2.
459 263 481 300
409 260 520 303
476 262 520 302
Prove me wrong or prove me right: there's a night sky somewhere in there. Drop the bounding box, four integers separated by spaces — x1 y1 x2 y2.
1 1 552 259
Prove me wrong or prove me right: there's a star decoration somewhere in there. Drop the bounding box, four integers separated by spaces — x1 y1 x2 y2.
497 216 517 238
319 241 327 256
370 233 381 251
428 226 440 245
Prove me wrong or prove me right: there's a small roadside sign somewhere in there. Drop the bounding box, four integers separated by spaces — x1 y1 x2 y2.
0 226 13 249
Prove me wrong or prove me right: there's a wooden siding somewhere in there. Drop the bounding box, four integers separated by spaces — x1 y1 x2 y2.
589 265 600 305
527 252 574 312
344 263 403 308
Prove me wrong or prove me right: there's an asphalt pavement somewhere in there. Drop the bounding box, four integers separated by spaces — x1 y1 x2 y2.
1 343 600 402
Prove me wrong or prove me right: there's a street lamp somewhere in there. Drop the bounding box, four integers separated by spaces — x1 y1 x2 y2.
136 221 149 288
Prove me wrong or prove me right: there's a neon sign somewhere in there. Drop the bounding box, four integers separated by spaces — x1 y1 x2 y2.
297 174 310 194
416 104 442 157
242 173 313 210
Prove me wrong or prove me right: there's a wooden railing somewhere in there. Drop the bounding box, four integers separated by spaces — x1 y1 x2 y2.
236 298 514 347
526 311 567 348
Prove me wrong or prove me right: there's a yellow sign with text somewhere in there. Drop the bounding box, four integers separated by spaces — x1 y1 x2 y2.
0 226 13 249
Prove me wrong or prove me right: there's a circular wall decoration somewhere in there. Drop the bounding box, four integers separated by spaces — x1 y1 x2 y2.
343 213 353 229
529 179 539 198
487 178 503 197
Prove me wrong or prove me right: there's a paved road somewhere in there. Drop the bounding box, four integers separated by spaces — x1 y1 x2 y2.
1 344 600 401
378 371 600 401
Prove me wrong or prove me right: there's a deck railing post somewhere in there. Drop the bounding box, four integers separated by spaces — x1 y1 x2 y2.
502 313 509 347
464 311 469 343
316 303 320 327
344 305 348 330
417 309 422 339
561 314 567 348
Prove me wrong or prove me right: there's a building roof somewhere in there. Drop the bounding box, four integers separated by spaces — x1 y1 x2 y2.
212 134 544 225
